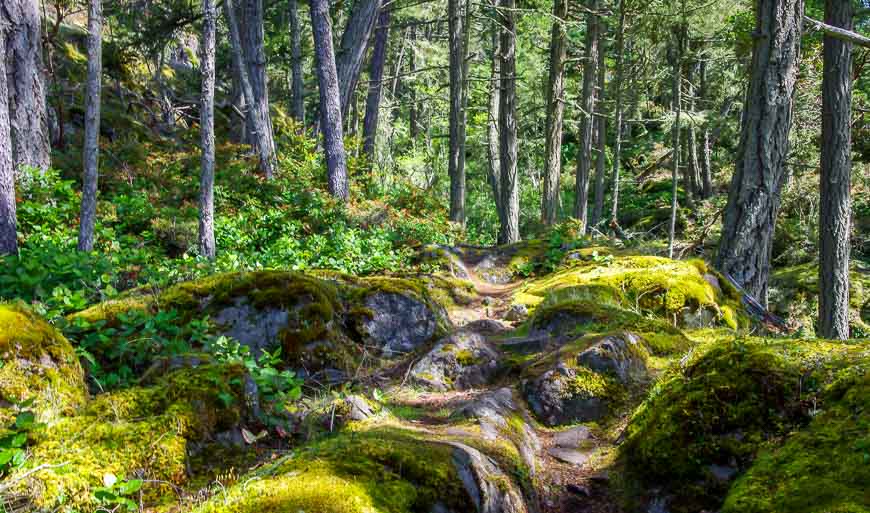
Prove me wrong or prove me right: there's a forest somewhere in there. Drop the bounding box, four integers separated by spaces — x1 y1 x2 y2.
0 0 868 511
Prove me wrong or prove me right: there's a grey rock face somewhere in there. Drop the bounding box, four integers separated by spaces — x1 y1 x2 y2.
552 425 592 448
411 331 500 391
449 442 527 513
344 395 374 421
504 304 529 322
576 332 649 383
547 447 589 466
213 298 289 356
361 292 440 357
524 363 607 426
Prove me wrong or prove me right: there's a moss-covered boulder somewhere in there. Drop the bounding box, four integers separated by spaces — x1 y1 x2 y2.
0 303 87 424
410 330 500 391
620 338 868 513
12 364 248 511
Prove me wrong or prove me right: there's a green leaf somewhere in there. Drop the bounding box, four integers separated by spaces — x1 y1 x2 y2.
14 411 35 430
119 479 143 495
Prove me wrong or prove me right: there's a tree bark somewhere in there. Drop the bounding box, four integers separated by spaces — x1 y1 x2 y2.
497 0 519 244
1 0 51 172
487 7 502 216
224 0 276 177
591 29 608 228
541 0 568 226
818 0 852 340
448 0 467 224
610 0 626 222
573 0 600 233
685 58 700 203
289 0 305 124
716 0 803 305
699 55 713 198
199 0 217 260
362 8 390 158
310 0 349 201
238 0 277 177
408 24 419 140
336 0 381 121
0 29 17 255
77 0 102 252
668 27 683 259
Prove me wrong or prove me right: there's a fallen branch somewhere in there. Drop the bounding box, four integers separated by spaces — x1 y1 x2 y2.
803 16 870 48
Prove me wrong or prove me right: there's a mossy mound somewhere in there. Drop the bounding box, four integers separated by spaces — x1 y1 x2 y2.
770 260 870 337
515 256 745 330
188 425 472 513
12 364 247 511
0 303 87 424
620 338 868 512
722 367 870 513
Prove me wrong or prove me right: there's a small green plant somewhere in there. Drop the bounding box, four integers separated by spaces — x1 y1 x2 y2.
93 472 143 512
0 401 42 477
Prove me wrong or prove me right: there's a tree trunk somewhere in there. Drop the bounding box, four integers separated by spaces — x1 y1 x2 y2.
818 0 852 339
224 0 276 177
362 8 390 158
336 0 381 121
1 0 51 172
716 0 803 305
610 0 626 222
541 0 568 226
408 24 419 140
685 59 700 203
310 0 349 201
229 71 248 143
667 27 683 259
77 0 102 252
448 0 467 224
573 0 600 233
487 7 502 216
289 0 305 124
0 30 17 255
238 0 277 177
497 0 519 244
699 55 713 198
591 29 607 229
199 0 218 260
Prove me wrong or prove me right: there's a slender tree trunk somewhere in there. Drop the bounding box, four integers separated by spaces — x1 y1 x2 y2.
716 0 803 305
610 0 626 223
685 59 700 203
487 8 502 215
408 24 419 140
497 0 519 244
336 0 381 121
573 0 600 232
667 27 683 259
818 0 852 339
199 0 217 260
362 8 390 158
289 0 305 124
448 0 467 224
591 30 608 228
229 71 248 143
238 0 277 177
77 0 102 252
1 0 50 172
699 55 713 198
310 0 349 201
0 30 17 255
541 0 568 226
224 0 276 177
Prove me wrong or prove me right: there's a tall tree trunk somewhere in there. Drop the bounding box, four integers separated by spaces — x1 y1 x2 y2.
199 0 217 260
77 0 102 252
541 0 568 226
699 55 713 198
591 30 607 228
229 71 248 143
685 58 700 203
409 24 419 140
336 0 381 121
289 0 305 124
610 0 626 222
818 0 852 339
362 8 390 158
224 0 276 177
310 0 349 201
667 26 684 259
1 0 50 172
487 8 502 215
238 0 277 177
716 0 803 305
448 0 467 224
497 0 519 244
573 0 600 233
0 30 17 255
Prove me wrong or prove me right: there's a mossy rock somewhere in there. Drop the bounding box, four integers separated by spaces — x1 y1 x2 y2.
620 338 868 512
188 425 473 513
12 364 247 511
0 302 87 424
722 367 870 513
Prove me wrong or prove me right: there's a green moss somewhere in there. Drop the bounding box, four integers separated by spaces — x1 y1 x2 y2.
454 349 477 366
0 302 87 423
